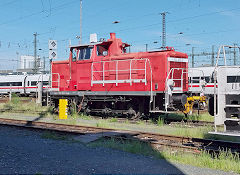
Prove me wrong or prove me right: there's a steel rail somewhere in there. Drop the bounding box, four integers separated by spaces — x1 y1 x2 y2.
0 109 214 127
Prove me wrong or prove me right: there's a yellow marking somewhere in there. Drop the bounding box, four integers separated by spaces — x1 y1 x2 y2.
59 99 68 119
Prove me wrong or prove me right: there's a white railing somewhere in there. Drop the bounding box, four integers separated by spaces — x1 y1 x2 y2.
51 73 60 90
91 58 147 86
165 68 187 111
91 58 153 102
166 68 188 93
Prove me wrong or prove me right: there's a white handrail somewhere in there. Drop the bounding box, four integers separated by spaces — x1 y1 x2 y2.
51 73 60 90
91 58 153 102
165 68 187 111
130 60 132 86
103 62 105 86
116 61 118 86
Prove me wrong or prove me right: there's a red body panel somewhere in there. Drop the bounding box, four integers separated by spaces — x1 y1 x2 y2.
52 33 188 94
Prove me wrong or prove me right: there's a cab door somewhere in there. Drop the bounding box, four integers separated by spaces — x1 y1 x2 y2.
76 46 93 91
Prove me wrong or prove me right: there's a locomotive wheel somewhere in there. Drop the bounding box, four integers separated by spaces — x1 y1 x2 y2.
102 107 112 118
83 108 90 116
126 103 140 119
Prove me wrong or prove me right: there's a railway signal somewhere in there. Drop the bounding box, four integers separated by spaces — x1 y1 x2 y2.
48 40 58 59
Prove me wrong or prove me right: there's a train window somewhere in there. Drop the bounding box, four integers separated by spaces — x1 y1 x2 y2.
0 82 8 86
97 45 109 56
192 80 199 83
192 77 199 79
72 48 77 62
79 47 93 60
204 77 210 83
192 77 199 84
28 81 30 86
31 81 37 86
227 76 240 83
43 81 49 85
0 82 22 86
12 82 22 86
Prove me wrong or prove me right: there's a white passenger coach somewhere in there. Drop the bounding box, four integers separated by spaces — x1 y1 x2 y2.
0 74 50 96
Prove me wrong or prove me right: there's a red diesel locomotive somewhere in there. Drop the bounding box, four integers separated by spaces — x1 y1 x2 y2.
50 33 188 118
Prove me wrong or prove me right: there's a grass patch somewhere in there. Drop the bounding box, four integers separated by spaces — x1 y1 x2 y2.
170 125 213 138
109 118 118 123
89 138 240 174
157 117 164 126
68 113 92 120
96 120 110 128
165 112 214 122
124 119 130 124
89 137 159 157
136 120 146 125
162 149 240 174
78 113 92 120
41 131 69 140
0 94 49 113
0 98 234 142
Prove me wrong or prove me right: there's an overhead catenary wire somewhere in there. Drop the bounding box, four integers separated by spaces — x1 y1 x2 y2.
0 3 238 45
0 0 79 26
0 1 239 70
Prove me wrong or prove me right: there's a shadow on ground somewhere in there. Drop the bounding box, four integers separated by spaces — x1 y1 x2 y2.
83 131 186 175
25 111 48 126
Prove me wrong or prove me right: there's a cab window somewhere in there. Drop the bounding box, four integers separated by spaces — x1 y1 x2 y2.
79 47 93 60
72 47 93 61
97 45 109 56
72 48 77 62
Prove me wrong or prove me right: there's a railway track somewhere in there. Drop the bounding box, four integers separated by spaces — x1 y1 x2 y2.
0 117 238 155
0 98 34 103
0 108 214 127
0 109 44 114
110 117 214 127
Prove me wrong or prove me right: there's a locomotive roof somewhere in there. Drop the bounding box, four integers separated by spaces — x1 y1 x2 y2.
69 43 99 48
69 41 112 49
69 40 130 49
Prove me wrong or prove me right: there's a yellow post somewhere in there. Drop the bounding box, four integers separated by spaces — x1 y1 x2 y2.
59 99 68 119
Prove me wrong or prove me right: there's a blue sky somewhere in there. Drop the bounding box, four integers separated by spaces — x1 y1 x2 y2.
0 0 239 70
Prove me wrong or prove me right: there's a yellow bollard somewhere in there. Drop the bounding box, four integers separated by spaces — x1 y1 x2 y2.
59 99 68 119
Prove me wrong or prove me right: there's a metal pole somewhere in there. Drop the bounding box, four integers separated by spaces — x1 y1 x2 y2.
33 32 37 74
49 59 52 88
145 44 148 52
37 81 43 105
9 84 12 102
223 46 226 66
214 45 222 132
80 0 82 44
211 45 214 66
160 12 168 49
192 47 194 68
213 69 217 132
233 43 237 65
16 52 19 72
47 58 52 106
43 56 46 72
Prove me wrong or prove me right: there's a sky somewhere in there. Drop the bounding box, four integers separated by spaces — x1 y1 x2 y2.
0 0 240 70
